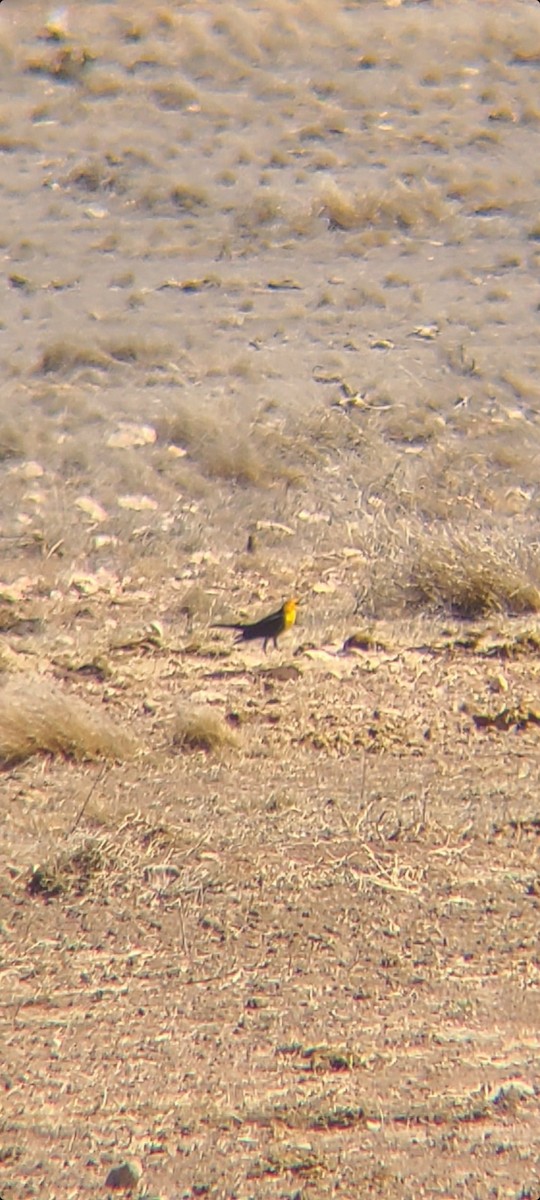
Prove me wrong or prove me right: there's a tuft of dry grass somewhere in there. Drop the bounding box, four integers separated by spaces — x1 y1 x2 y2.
37 335 172 374
172 705 239 753
319 177 448 232
235 190 282 234
409 531 540 618
170 182 209 211
157 404 299 486
0 418 27 461
152 80 200 110
25 45 94 83
0 678 135 766
28 838 111 898
26 813 202 904
178 586 213 633
101 334 173 366
355 518 540 620
64 157 122 193
200 435 266 484
37 339 109 374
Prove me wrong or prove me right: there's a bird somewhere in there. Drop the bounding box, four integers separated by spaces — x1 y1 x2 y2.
213 597 298 652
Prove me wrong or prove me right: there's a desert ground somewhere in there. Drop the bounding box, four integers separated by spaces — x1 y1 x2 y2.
0 1 540 1197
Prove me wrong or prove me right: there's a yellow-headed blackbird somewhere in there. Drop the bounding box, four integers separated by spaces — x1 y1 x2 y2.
213 597 298 652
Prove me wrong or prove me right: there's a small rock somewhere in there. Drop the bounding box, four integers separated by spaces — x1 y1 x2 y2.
105 1159 142 1191
75 495 109 523
342 632 386 653
107 423 156 449
19 461 45 480
262 664 301 683
488 1079 535 1106
118 494 158 511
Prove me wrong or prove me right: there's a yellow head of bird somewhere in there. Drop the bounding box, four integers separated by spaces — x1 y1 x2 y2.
283 598 298 630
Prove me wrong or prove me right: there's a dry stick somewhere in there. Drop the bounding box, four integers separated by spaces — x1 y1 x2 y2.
332 755 369 836
45 538 64 559
70 763 109 835
356 753 368 817
177 897 189 958
349 868 419 896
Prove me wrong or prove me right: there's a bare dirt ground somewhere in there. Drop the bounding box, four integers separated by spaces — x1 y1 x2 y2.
1 1 539 1197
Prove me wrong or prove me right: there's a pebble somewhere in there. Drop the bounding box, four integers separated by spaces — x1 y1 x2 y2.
105 1159 142 1191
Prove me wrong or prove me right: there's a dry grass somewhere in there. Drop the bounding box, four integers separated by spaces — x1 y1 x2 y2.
235 190 283 234
152 80 200 110
82 68 123 98
101 334 173 366
5 737 538 1196
408 530 540 618
64 157 123 193
177 585 213 630
201 435 267 484
172 705 239 753
2 4 540 1195
0 418 27 461
319 178 449 232
0 678 135 765
28 837 112 898
170 181 209 212
37 335 173 374
166 422 267 484
352 518 540 621
37 339 110 374
444 168 523 215
157 404 300 486
25 45 94 83
26 812 191 899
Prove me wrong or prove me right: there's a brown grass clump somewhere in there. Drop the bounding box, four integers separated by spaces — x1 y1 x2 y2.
158 405 296 486
152 80 200 110
38 339 109 374
170 182 209 211
201 435 267 485
25 46 94 83
28 838 111 898
38 335 173 374
178 586 212 633
0 679 135 766
236 191 282 234
101 334 173 366
172 706 238 753
357 520 540 620
65 157 121 193
319 178 448 232
409 531 540 618
0 419 26 461
151 78 197 109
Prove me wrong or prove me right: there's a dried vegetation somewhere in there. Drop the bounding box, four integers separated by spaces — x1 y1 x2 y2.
0 678 135 765
1 1 540 1197
172 705 239 753
157 404 302 486
319 178 450 232
408 530 540 617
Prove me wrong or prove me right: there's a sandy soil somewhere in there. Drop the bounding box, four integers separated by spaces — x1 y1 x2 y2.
1 1 540 1197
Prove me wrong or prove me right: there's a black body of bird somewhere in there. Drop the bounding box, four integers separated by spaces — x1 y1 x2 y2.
213 598 297 652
